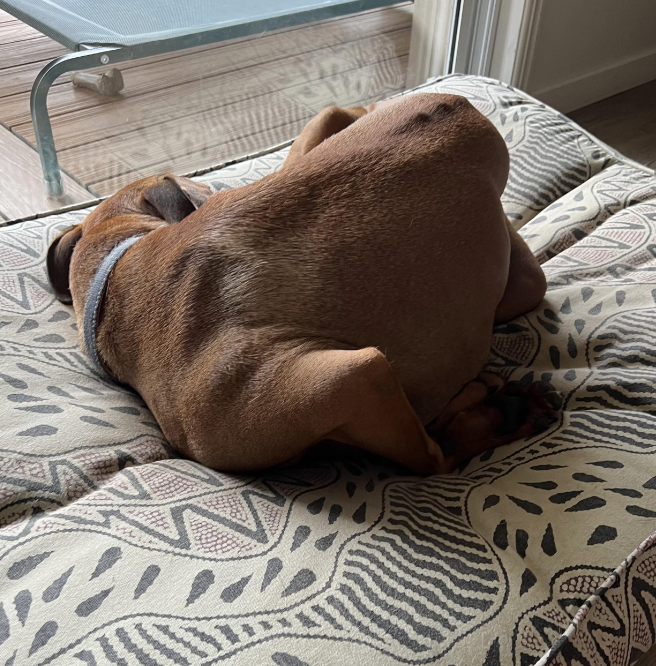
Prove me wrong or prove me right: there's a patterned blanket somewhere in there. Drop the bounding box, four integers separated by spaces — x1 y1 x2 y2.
1 75 656 666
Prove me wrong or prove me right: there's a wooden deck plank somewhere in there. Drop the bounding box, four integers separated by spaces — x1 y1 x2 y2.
0 35 67 74
0 5 411 125
0 9 18 21
60 51 408 194
0 123 94 220
136 59 410 184
86 32 409 194
62 46 408 189
0 7 408 100
0 59 71 101
75 96 308 194
13 29 409 152
0 18 44 44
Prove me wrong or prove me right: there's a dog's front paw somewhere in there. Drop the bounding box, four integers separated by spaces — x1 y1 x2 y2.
485 380 562 438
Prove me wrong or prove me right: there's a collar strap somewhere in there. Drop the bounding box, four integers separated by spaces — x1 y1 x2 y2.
83 235 144 380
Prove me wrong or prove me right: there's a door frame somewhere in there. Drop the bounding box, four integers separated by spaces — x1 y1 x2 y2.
406 0 539 88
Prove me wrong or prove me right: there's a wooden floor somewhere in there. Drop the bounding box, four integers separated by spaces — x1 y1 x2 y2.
0 122 92 222
568 78 656 169
636 645 656 666
0 4 412 221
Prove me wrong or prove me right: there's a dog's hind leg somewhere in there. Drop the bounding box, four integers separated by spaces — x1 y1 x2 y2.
180 345 447 476
495 219 547 322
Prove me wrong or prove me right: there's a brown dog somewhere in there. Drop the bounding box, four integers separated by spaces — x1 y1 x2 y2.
47 93 558 475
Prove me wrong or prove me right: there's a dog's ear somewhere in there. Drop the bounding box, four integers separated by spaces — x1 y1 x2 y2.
47 224 83 305
283 105 367 168
140 175 212 223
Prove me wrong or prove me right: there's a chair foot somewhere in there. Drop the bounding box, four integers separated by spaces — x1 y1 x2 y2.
44 174 65 199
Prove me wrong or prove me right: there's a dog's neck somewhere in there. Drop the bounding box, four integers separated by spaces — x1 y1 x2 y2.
83 234 145 380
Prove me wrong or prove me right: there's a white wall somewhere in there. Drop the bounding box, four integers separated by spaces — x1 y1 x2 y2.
520 0 656 112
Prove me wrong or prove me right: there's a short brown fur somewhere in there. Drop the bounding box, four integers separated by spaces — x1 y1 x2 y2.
48 94 551 475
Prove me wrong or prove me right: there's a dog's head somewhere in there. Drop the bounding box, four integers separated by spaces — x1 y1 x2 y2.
47 174 212 305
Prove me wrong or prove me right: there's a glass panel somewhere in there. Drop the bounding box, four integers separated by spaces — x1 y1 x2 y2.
0 1 413 209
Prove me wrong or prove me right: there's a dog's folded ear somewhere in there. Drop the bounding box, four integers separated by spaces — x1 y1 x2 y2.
47 224 83 305
140 174 212 224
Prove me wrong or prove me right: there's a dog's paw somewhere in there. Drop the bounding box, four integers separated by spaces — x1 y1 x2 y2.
485 380 562 438
425 376 563 472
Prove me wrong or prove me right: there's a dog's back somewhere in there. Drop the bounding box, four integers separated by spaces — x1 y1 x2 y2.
112 94 511 424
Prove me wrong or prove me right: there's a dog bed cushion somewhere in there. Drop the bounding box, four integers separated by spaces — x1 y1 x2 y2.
1 74 656 666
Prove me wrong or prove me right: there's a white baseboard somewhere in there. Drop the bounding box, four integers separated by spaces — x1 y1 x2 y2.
528 49 656 113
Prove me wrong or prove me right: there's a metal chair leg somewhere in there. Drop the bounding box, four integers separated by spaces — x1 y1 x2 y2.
30 47 120 198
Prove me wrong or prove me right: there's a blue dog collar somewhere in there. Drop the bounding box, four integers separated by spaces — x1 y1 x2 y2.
83 235 144 380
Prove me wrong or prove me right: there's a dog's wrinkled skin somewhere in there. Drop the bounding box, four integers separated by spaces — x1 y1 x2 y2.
47 93 558 475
